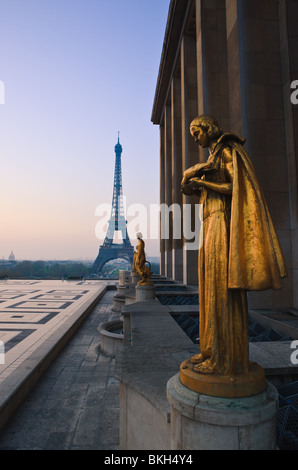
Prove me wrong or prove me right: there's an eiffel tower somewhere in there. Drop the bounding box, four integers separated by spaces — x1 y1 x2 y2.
92 134 134 275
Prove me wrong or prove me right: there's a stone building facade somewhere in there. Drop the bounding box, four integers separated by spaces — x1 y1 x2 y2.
151 0 298 309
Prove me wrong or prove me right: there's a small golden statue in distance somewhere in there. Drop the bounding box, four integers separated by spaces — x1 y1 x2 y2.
133 232 153 286
180 115 287 398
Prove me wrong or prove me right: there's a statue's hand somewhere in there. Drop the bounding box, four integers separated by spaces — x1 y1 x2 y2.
189 177 204 189
181 176 189 186
181 182 195 196
182 164 202 185
181 178 204 195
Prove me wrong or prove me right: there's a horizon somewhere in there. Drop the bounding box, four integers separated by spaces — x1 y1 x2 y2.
0 255 161 262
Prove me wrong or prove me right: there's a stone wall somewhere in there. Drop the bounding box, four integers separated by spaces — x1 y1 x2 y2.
114 299 198 450
115 298 298 449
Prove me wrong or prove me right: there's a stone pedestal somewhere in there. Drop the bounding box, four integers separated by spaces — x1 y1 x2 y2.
112 270 129 313
112 286 129 312
119 270 127 287
136 284 156 302
167 373 278 450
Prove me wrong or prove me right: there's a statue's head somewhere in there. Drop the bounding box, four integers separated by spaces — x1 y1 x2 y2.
190 115 223 148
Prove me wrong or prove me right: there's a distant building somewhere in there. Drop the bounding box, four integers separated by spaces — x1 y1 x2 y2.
0 251 17 267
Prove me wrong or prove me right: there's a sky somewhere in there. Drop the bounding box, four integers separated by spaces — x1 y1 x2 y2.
0 0 170 261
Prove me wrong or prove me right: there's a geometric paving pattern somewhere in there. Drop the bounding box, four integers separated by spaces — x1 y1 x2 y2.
0 279 106 384
1 329 36 353
0 289 119 450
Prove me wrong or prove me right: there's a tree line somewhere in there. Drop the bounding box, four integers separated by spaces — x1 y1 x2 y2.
0 261 92 279
0 260 160 279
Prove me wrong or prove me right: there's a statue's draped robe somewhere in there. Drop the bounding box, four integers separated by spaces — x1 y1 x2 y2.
134 239 146 279
197 134 287 375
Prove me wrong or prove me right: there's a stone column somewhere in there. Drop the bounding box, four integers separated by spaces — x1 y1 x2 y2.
181 34 199 287
226 0 293 309
196 0 230 131
171 76 184 282
164 103 173 279
167 374 278 450
225 0 243 137
159 122 166 277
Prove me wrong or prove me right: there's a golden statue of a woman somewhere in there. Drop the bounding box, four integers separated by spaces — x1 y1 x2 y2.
180 115 287 397
133 232 153 286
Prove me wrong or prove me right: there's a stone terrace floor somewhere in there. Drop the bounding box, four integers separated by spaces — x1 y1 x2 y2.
1 277 298 450
0 284 119 450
